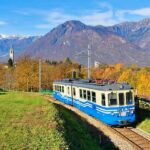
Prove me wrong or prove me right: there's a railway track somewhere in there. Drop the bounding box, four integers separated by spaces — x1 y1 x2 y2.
112 127 150 150
45 95 150 150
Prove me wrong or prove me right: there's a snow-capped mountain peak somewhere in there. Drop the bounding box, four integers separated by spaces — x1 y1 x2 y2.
0 34 30 40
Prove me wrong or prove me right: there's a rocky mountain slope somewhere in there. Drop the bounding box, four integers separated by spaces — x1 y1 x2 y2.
108 18 150 50
24 19 150 66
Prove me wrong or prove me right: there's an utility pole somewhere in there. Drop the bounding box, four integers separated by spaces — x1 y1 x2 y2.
88 44 91 79
74 31 93 79
39 59 42 92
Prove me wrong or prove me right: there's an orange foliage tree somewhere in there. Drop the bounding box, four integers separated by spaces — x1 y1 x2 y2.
0 64 5 88
0 57 150 97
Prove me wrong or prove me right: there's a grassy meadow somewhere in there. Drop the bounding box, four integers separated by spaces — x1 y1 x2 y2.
136 108 150 133
0 92 116 150
0 91 149 150
138 119 150 133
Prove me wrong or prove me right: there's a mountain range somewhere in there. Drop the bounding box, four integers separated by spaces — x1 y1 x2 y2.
1 18 150 66
0 35 39 62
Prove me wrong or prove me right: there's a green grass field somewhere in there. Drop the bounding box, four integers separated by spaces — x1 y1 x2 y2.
138 119 150 133
136 108 150 133
0 92 117 150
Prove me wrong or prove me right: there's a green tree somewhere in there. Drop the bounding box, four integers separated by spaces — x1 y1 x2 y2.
65 57 72 64
8 58 13 67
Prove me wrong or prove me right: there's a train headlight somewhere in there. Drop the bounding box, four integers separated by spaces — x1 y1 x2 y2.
111 112 114 116
130 109 135 114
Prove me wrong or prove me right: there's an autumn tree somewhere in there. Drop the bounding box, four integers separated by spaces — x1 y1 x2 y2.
136 68 150 96
0 64 5 89
2 56 150 97
13 57 39 91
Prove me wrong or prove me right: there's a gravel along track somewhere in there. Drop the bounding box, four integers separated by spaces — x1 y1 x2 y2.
132 128 150 141
114 127 150 150
45 95 150 150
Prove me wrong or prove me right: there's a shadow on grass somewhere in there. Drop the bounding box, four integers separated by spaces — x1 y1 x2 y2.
0 92 7 95
0 88 7 95
54 104 118 150
133 107 150 127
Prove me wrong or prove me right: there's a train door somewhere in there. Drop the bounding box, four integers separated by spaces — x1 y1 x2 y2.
72 86 79 108
70 84 74 106
72 86 76 106
71 85 78 107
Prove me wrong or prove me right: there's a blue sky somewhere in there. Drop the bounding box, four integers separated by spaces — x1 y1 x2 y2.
0 0 150 36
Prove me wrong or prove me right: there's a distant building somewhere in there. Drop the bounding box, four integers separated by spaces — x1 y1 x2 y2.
9 46 14 63
94 61 100 68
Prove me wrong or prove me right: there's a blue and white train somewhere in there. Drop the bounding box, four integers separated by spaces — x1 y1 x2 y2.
53 79 135 126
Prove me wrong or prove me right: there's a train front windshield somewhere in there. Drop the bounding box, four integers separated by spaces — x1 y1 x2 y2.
108 91 134 106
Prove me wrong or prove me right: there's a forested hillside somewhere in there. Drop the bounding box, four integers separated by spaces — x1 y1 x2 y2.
0 57 150 97
24 19 150 66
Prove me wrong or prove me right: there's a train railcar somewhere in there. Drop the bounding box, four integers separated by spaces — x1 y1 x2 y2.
53 79 135 126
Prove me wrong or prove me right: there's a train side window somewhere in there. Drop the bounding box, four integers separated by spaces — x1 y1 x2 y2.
119 93 124 105
92 92 96 103
101 94 106 106
68 87 70 95
80 89 83 98
62 86 64 93
126 91 133 105
83 90 86 99
73 88 76 96
87 91 91 101
108 93 117 106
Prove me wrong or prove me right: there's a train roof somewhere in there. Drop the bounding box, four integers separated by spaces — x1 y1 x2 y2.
53 79 133 91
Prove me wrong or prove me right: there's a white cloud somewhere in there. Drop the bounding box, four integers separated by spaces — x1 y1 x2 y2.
35 6 150 30
116 8 150 21
0 53 8 58
0 21 7 26
80 10 117 26
35 24 53 29
46 11 75 26
98 2 112 10
14 10 29 15
35 10 76 29
35 9 117 29
131 8 150 16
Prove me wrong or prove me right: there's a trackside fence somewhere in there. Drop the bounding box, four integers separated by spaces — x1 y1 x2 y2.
40 89 53 95
135 96 150 110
